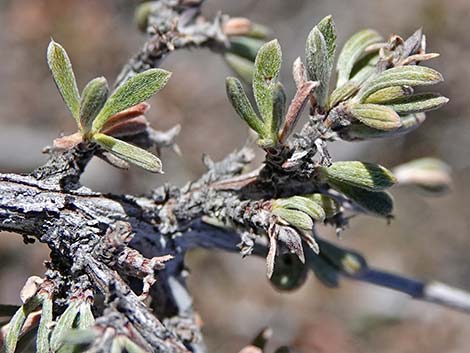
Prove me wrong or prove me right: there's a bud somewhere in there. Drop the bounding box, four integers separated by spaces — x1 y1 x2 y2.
364 85 413 104
348 103 402 131
272 207 314 231
305 193 340 218
273 196 326 222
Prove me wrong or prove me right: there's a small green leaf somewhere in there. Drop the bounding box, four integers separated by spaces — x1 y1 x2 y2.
327 81 359 109
273 196 326 222
364 86 412 104
349 103 402 131
92 68 171 133
272 83 286 138
319 161 397 191
93 133 163 173
332 183 394 217
50 301 80 352
4 298 41 353
306 16 337 107
228 36 265 61
356 66 443 102
224 53 254 83
253 39 282 143
342 113 426 140
306 193 340 218
79 77 109 134
36 296 53 353
78 303 94 329
349 52 380 84
336 29 383 87
47 40 81 121
385 93 449 115
226 77 265 136
272 208 314 231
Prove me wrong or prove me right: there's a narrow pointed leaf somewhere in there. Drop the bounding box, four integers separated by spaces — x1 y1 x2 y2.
4 298 41 353
226 77 265 136
50 302 80 352
93 133 162 173
327 81 359 109
319 161 397 191
316 15 337 65
36 297 53 353
79 77 109 134
224 53 254 83
47 40 80 121
253 39 282 142
385 93 449 115
349 52 379 84
336 29 383 86
349 103 402 131
356 66 443 102
92 68 171 133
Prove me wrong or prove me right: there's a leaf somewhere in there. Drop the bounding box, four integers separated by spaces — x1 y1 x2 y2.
356 66 443 102
78 303 94 329
50 302 80 352
79 77 109 134
332 182 394 217
47 40 81 121
92 68 171 133
253 39 282 143
364 86 412 104
4 298 41 353
336 29 383 87
341 112 426 140
272 208 314 231
228 36 265 61
306 193 340 218
327 81 359 109
225 77 265 136
305 16 337 107
349 103 402 131
349 52 379 84
319 161 397 191
93 133 162 173
36 296 53 353
385 93 449 115
224 53 254 83
273 196 326 222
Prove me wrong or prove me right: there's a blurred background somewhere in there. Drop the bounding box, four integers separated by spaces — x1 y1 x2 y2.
0 0 469 352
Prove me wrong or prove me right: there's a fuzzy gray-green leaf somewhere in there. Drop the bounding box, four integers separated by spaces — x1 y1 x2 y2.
364 86 412 104
327 81 359 109
385 93 449 115
224 53 254 83
36 296 53 353
306 193 340 218
336 29 382 87
349 103 402 131
273 196 325 222
226 77 265 136
356 66 443 102
93 133 163 173
92 68 171 133
79 77 109 134
78 302 94 329
305 16 337 107
50 301 80 352
320 161 397 191
253 39 282 142
4 298 41 353
47 40 81 122
272 208 314 231
332 182 394 217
